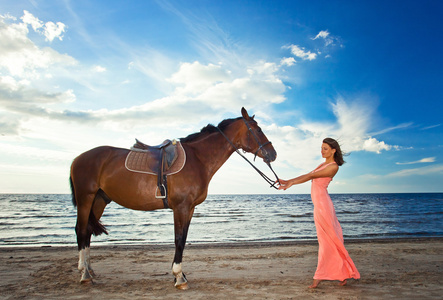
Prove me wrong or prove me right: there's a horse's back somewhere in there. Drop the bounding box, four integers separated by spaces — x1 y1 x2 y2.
71 146 128 182
80 145 127 155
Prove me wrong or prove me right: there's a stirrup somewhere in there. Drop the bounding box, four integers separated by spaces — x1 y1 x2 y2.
155 184 166 199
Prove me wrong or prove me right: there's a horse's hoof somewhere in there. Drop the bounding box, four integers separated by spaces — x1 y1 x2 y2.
80 278 93 285
175 282 189 290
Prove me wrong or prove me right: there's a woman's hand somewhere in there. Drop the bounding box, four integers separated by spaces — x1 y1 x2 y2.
276 179 291 190
276 173 312 190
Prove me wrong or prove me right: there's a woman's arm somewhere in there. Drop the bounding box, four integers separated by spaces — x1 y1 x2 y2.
277 164 338 190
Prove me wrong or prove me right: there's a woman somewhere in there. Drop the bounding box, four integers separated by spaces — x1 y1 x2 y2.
277 138 360 288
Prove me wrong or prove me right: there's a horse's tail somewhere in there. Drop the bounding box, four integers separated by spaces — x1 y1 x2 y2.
70 176 108 236
70 176 77 207
88 210 108 236
89 189 110 236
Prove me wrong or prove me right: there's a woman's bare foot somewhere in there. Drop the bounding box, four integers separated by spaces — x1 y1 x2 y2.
339 279 347 286
309 279 322 288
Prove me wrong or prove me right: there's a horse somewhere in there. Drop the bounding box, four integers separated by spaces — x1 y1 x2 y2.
69 107 277 289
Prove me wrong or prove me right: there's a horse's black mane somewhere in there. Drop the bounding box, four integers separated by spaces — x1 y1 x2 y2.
180 117 242 143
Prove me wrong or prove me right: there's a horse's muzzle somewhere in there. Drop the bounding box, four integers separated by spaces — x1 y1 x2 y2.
260 145 277 164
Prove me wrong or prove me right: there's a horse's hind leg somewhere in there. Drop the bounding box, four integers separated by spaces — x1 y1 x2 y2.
76 192 109 283
78 192 109 279
75 192 95 283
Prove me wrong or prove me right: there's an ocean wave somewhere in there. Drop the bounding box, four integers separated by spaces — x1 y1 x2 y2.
0 193 442 247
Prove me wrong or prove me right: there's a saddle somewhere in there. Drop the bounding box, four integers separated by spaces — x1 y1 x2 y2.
132 139 179 171
125 139 186 208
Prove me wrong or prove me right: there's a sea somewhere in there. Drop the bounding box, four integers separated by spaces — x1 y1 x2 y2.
0 193 442 247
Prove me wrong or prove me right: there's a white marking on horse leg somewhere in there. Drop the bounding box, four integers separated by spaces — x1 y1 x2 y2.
78 249 86 271
172 262 182 275
78 248 93 283
172 263 188 289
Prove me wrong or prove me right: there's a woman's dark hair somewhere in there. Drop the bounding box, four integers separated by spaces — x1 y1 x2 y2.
323 137 346 166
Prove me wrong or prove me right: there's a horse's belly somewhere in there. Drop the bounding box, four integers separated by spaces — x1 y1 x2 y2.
112 196 165 211
102 173 166 211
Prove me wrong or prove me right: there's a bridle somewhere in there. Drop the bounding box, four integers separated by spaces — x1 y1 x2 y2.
243 118 272 161
217 117 280 189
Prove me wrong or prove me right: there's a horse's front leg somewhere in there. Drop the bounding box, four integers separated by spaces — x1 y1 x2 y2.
172 206 195 290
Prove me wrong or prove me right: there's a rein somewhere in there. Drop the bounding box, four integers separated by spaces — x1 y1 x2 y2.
217 118 280 189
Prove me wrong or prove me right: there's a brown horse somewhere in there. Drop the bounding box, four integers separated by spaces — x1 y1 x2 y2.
70 107 277 289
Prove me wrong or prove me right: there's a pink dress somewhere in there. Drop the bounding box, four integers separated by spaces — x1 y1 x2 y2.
311 162 360 281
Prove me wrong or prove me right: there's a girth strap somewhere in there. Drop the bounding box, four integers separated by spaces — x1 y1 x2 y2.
157 174 169 208
156 148 169 208
125 140 186 209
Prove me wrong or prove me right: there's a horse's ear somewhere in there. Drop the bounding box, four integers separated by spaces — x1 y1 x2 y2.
241 107 249 120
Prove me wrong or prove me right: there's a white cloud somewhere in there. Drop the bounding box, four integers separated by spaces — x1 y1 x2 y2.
370 122 413 136
21 10 66 42
282 31 342 64
0 12 76 77
396 157 436 165
284 31 341 62
361 137 392 153
311 30 343 54
47 60 286 128
0 75 76 106
312 30 334 46
1 10 290 135
313 30 329 40
421 124 441 130
387 164 443 177
264 96 397 173
168 61 230 94
21 10 43 31
331 97 394 153
92 65 107 73
1 13 16 21
43 21 66 42
280 57 296 66
0 11 77 136
285 45 317 61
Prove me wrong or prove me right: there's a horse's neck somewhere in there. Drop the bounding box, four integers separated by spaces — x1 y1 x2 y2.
186 130 237 178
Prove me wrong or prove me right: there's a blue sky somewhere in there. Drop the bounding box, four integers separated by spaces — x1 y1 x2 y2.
0 0 442 194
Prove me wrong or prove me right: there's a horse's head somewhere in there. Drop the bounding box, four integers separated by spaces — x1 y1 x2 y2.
238 107 277 164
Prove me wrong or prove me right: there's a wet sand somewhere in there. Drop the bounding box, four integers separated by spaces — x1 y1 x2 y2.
0 238 441 299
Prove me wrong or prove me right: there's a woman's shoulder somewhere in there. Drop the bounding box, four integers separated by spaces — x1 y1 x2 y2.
316 162 339 178
328 162 339 168
326 162 339 171
319 162 338 169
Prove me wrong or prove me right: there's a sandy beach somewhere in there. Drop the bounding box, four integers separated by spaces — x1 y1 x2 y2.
0 238 441 299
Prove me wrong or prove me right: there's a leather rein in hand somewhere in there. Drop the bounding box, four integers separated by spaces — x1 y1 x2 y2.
217 117 280 189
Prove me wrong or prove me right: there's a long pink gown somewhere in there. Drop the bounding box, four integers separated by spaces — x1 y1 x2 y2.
311 162 360 281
